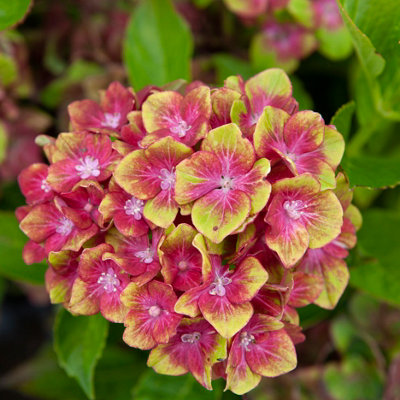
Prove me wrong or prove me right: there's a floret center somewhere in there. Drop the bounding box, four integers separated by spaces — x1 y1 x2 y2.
240 331 255 351
75 156 101 179
97 268 120 293
159 168 176 191
124 197 144 220
219 176 235 193
181 332 201 343
56 216 74 236
283 200 306 220
209 275 232 297
102 112 121 129
135 247 154 264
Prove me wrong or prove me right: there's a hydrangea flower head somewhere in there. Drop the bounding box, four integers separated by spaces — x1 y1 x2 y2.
17 69 359 395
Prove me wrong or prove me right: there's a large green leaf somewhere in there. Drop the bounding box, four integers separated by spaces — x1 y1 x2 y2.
123 0 193 90
0 211 47 284
0 0 32 30
54 309 109 399
330 101 355 141
341 155 400 188
13 345 145 400
338 0 400 120
350 209 400 306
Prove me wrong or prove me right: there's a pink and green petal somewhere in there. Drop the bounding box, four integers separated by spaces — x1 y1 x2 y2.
306 190 343 249
322 126 345 169
114 149 161 199
225 357 261 395
298 248 349 309
283 111 324 154
143 189 179 228
198 293 253 338
121 281 181 349
100 292 129 323
23 240 46 265
234 158 271 214
192 189 251 244
99 191 148 237
174 286 204 317
142 91 184 133
246 330 297 377
265 221 309 268
253 106 290 161
225 257 268 304
68 278 100 316
18 163 53 204
288 271 324 307
148 318 226 390
210 87 241 128
201 123 255 175
144 136 193 171
159 224 202 291
192 233 213 281
175 151 222 205
245 69 295 113
294 155 336 190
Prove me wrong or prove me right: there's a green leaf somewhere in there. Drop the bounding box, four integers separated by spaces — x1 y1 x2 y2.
0 121 8 164
331 316 358 354
54 309 109 399
287 0 313 28
0 53 17 86
330 101 355 141
213 54 254 85
0 211 47 284
350 209 400 306
323 356 383 400
123 0 193 90
341 155 400 188
41 60 103 108
10 344 146 400
0 0 32 30
316 26 353 61
338 0 400 120
133 369 237 400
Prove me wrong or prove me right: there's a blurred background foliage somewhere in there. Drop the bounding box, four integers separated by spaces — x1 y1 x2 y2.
0 0 399 399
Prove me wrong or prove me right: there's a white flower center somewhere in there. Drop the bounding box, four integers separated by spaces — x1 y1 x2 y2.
181 332 201 343
240 331 255 351
56 217 74 236
40 179 52 193
219 176 235 193
97 267 120 293
75 156 101 179
148 305 162 317
102 112 121 129
178 260 189 271
124 197 144 220
135 247 154 264
171 119 191 138
209 275 232 297
159 168 176 191
283 200 307 220
164 115 192 138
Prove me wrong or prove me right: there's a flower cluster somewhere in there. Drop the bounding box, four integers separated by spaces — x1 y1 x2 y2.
223 0 352 71
17 69 360 395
